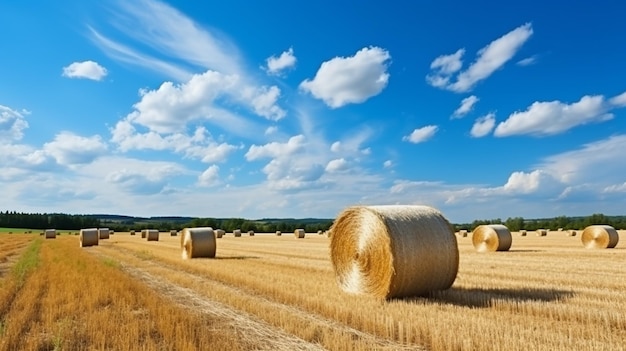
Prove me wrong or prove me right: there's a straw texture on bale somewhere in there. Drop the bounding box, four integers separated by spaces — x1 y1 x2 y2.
472 224 512 252
248 230 255 236
536 229 547 237
581 225 619 249
45 229 56 239
233 229 242 237
80 228 99 247
329 205 459 299
146 229 159 241
519 230 527 236
275 230 282 236
215 229 225 238
98 228 110 240
130 230 135 235
294 228 306 239
141 230 147 238
181 227 216 259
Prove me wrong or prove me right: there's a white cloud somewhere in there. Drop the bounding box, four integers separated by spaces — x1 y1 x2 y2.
502 170 554 194
470 113 496 138
326 158 349 173
43 132 108 165
245 135 305 160
265 47 297 76
452 95 479 118
383 160 393 168
239 85 286 121
198 165 220 187
609 91 626 107
603 182 626 193
494 92 625 137
299 46 391 108
104 158 185 195
264 126 278 135
62 61 108 81
402 125 438 144
0 105 29 142
516 56 537 66
427 23 533 92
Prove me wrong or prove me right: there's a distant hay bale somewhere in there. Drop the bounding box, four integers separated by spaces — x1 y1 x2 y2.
170 229 177 237
45 229 56 239
294 228 306 239
146 229 159 241
233 229 242 237
39 232 44 236
329 205 459 299
569 230 577 237
110 230 115 235
458 229 468 237
581 225 619 249
472 224 512 252
215 229 225 238
130 230 135 235
80 228 99 247
519 230 527 236
536 229 547 237
325 230 332 238
275 230 282 236
557 228 563 232
141 230 147 238
248 230 255 236
181 227 216 259
318 230 324 235
98 228 110 240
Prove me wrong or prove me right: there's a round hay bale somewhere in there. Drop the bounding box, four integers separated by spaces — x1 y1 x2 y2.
472 224 512 252
45 229 56 239
130 230 135 235
569 230 577 237
519 229 527 236
215 229 225 238
275 230 282 236
110 230 115 235
325 230 332 238
581 225 619 249
329 205 459 299
146 229 159 241
317 230 324 235
233 229 242 237
181 227 216 259
458 229 468 237
536 229 547 237
141 230 147 239
294 228 306 239
248 230 255 236
170 229 177 237
80 228 99 247
98 228 110 240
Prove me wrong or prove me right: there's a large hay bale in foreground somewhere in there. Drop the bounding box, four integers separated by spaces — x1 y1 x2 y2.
80 228 99 247
536 229 547 237
233 229 242 237
329 205 459 299
294 228 305 239
581 225 619 249
181 227 216 259
215 229 225 238
146 229 159 241
170 229 177 237
45 229 56 239
98 228 110 240
472 224 512 252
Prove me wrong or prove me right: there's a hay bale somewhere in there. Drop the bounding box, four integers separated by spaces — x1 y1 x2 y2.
170 229 177 237
146 229 159 241
536 229 547 237
215 229 225 238
569 230 577 237
233 229 242 237
181 227 216 259
130 230 135 235
318 230 324 235
519 229 527 236
581 225 619 249
472 224 512 252
329 205 459 299
110 230 115 235
275 230 282 236
141 230 147 238
98 228 110 240
45 229 56 239
248 230 255 236
294 228 306 239
458 229 468 237
80 228 99 247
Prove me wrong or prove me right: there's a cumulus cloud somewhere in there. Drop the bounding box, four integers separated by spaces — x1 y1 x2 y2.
426 23 533 92
0 105 29 142
470 113 496 138
494 91 626 137
245 135 305 160
402 125 438 144
62 60 108 81
198 165 220 187
265 47 297 76
325 158 348 173
43 132 108 165
452 95 479 118
105 161 184 194
300 46 391 108
517 55 537 66
383 160 393 168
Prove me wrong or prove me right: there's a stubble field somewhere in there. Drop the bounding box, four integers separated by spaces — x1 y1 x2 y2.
0 229 624 350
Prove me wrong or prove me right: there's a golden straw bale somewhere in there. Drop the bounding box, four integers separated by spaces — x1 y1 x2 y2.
80 228 99 247
233 229 242 237
275 230 282 236
98 228 110 240
146 229 159 241
519 230 527 236
130 230 135 235
248 230 255 236
472 224 512 252
536 229 547 237
329 205 459 299
44 229 56 239
181 227 216 259
569 230 577 237
458 229 468 237
141 230 147 238
170 229 177 236
318 230 324 235
215 229 225 238
294 228 306 239
581 225 619 249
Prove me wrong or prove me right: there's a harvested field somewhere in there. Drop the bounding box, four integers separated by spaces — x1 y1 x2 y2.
0 231 624 350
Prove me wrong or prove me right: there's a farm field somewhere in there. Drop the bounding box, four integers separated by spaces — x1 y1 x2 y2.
0 229 625 350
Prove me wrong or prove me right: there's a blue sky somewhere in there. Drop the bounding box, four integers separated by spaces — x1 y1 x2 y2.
1 0 626 223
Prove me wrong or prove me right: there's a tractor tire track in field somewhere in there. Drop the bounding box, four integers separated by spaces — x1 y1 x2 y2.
93 246 423 351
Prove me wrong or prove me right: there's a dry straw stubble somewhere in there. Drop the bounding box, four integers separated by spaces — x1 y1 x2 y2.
80 228 99 247
472 224 512 252
581 225 619 249
181 227 216 259
329 205 459 299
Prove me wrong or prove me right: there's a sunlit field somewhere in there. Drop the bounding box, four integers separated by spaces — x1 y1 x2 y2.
1 229 624 350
